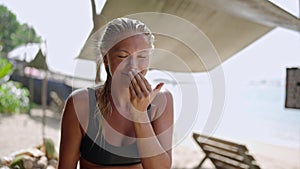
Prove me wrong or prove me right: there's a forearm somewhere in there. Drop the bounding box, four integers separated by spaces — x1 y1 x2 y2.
128 72 173 168
133 113 171 169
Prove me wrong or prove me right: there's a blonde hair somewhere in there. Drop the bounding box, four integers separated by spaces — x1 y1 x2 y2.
96 17 155 118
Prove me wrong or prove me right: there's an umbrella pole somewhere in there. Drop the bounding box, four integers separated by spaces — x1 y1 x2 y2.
42 40 48 144
95 60 101 83
29 68 34 109
42 70 48 141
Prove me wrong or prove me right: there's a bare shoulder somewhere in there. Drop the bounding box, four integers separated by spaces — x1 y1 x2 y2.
151 90 173 120
151 90 174 136
68 88 89 103
65 85 103 118
63 89 89 113
152 90 173 106
62 88 90 131
160 90 173 101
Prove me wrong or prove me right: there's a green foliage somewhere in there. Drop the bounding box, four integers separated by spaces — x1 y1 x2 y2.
0 57 13 80
0 5 41 57
0 81 30 114
0 5 41 114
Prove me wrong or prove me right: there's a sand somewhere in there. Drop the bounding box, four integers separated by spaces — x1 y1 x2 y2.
0 109 61 157
171 140 300 169
0 108 299 169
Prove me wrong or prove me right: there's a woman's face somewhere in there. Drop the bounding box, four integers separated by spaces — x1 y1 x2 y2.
104 34 151 82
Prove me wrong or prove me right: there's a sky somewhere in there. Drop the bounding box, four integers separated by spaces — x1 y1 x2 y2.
0 0 299 82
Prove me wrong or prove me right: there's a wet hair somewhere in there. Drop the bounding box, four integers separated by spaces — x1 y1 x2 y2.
96 17 155 118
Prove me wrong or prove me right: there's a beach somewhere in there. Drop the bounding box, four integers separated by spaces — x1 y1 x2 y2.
0 109 61 157
0 108 299 169
172 136 300 169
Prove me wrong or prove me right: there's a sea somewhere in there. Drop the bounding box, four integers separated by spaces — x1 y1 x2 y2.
146 70 300 149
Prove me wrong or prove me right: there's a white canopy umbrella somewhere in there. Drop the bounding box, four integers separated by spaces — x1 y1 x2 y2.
8 43 41 62
77 0 300 73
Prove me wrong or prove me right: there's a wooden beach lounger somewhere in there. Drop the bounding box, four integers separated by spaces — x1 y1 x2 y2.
49 91 65 113
192 133 261 169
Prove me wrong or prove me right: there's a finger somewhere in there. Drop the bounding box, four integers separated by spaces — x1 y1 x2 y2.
136 73 151 96
129 71 143 98
134 72 147 93
130 71 149 96
138 73 152 92
150 82 164 101
154 82 164 92
129 83 137 98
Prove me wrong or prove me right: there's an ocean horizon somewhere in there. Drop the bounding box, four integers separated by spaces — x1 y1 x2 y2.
162 71 300 149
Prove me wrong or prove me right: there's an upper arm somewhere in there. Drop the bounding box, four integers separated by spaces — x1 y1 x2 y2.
151 91 174 160
58 89 89 169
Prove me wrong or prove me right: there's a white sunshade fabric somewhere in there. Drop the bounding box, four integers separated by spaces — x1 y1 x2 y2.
8 43 41 62
77 0 300 72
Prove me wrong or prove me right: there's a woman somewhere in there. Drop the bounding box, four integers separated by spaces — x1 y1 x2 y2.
58 18 174 169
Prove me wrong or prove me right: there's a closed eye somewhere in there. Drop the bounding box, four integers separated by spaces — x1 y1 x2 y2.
118 55 128 58
138 55 148 58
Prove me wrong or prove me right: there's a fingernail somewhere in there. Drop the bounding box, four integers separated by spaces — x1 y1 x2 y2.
155 82 164 89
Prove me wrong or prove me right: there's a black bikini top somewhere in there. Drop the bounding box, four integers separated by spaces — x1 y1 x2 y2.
80 88 151 166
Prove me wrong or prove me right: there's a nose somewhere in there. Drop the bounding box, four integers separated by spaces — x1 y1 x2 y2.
128 55 137 70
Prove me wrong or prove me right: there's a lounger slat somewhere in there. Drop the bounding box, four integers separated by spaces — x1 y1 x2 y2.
193 133 248 154
202 145 255 164
199 143 249 157
208 153 247 169
192 133 261 169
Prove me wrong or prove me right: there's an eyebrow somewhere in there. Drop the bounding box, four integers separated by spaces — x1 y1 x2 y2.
113 49 150 55
113 49 130 54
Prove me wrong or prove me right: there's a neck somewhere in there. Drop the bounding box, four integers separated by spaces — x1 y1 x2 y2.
110 86 130 111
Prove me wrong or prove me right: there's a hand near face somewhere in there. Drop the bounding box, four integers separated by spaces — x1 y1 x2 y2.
128 70 164 113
